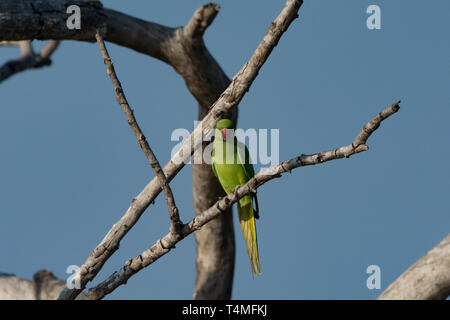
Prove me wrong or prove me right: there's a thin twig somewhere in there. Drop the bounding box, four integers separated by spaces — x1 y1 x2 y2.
95 30 182 236
85 101 401 299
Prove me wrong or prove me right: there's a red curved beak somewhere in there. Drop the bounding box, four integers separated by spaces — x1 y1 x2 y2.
221 128 227 140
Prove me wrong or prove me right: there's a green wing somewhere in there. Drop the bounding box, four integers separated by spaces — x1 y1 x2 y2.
211 132 262 275
235 139 255 181
236 139 259 219
212 137 257 210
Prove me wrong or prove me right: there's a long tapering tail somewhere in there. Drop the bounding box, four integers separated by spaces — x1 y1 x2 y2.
237 202 261 276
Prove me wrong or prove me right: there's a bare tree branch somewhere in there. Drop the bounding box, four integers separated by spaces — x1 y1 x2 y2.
57 0 304 300
84 101 401 299
0 0 172 62
0 40 60 82
378 234 450 300
94 30 182 235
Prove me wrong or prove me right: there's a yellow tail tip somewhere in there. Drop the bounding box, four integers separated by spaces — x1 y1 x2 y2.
237 202 261 277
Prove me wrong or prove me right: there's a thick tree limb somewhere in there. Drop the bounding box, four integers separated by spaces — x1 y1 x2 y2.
378 234 450 300
57 0 304 300
0 1 169 59
0 0 293 114
0 40 60 82
95 30 182 235
84 101 401 299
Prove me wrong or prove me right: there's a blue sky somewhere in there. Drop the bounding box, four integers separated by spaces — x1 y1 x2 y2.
1 0 449 299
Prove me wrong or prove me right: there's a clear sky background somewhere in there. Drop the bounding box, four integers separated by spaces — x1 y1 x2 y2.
1 0 449 299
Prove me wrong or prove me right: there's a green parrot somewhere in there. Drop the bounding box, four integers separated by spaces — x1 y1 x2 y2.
211 119 261 276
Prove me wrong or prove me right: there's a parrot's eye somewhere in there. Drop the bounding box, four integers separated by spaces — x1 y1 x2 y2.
221 128 227 139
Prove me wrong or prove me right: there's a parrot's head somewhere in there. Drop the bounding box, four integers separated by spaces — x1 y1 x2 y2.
215 119 234 141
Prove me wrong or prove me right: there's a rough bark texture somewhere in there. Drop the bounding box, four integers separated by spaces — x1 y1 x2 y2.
378 234 450 300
